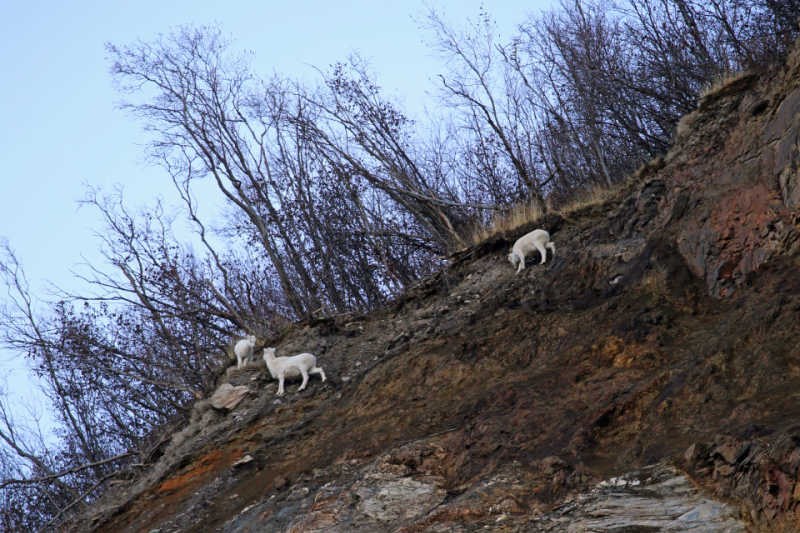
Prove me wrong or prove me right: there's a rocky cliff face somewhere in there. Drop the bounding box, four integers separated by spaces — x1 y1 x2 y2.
73 43 800 532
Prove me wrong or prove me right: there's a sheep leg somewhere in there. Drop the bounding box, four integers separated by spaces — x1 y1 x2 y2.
535 241 548 264
547 241 556 256
310 367 326 382
516 255 525 274
277 374 285 396
298 368 310 391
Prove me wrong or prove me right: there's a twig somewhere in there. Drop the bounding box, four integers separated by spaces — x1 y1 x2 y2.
0 451 135 489
41 469 123 533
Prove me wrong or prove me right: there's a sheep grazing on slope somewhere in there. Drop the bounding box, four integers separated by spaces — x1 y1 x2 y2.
508 229 555 274
233 334 257 369
263 347 327 396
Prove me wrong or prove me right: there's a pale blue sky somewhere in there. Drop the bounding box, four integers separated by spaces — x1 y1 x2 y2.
0 0 553 434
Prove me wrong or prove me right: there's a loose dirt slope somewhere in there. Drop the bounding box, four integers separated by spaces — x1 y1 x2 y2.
74 43 800 532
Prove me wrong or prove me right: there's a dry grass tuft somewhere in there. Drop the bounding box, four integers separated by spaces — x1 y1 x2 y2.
698 69 751 101
557 181 626 217
675 110 698 140
468 200 545 247
467 170 643 249
468 181 629 248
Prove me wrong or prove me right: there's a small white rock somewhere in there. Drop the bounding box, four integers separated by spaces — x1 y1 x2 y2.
232 454 254 467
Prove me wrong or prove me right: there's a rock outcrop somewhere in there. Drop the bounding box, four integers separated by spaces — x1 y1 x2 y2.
70 42 800 533
531 464 745 532
209 383 250 411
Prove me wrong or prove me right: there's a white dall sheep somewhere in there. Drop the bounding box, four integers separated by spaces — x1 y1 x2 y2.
508 229 555 274
234 334 257 369
263 347 327 396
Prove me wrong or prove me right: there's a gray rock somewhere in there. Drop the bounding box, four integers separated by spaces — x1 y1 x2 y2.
355 474 447 523
210 383 250 410
537 464 745 532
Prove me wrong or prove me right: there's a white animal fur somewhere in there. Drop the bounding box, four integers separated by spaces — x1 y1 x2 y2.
263 347 327 396
234 334 257 369
508 229 555 273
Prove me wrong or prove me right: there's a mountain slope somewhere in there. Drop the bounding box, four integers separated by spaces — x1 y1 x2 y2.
73 43 800 532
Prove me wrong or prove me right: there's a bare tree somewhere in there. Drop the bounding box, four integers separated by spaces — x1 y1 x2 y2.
299 57 479 250
108 27 316 316
108 27 466 315
427 0 798 205
426 8 551 210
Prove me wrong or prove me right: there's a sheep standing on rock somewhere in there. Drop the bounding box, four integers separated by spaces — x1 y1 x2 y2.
263 347 326 396
234 334 257 369
508 229 555 274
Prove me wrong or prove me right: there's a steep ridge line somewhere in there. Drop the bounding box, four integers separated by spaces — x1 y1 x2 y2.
68 41 800 532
